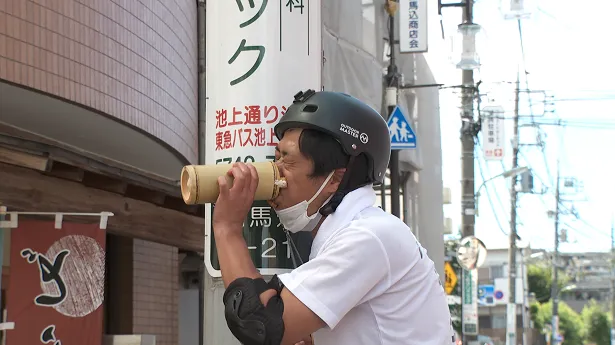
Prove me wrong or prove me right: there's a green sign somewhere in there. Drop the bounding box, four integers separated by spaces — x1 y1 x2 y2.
463 269 473 304
209 199 312 271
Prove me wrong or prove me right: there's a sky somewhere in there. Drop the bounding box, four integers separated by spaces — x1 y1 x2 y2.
427 0 615 252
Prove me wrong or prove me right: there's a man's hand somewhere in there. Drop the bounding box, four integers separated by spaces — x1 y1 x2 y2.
213 162 259 231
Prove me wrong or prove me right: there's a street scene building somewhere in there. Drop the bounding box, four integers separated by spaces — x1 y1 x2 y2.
0 0 445 344
1 0 612 344
0 0 202 343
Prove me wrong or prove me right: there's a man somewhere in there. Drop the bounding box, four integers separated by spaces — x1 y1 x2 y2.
213 90 453 345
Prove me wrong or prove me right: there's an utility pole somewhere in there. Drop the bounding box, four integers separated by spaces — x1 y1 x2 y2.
385 0 401 218
459 1 476 344
460 0 475 241
550 165 561 345
610 215 615 345
507 73 521 345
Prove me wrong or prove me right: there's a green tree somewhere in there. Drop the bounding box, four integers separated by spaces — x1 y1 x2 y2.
527 264 569 303
582 300 611 345
531 300 584 344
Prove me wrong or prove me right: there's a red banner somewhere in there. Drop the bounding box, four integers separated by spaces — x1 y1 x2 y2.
6 220 106 345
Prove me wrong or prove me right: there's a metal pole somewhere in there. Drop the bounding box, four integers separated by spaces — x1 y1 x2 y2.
390 147 400 217
0 206 5 312
196 1 207 344
197 0 206 165
507 72 520 345
460 3 474 239
460 1 475 343
386 2 401 218
610 216 614 345
521 248 529 345
198 259 205 345
550 165 561 345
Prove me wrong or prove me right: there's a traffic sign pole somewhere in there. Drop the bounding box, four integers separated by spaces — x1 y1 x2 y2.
384 2 401 219
203 1 322 343
384 104 417 219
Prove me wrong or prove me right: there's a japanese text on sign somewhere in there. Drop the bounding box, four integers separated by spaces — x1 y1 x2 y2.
281 0 311 53
21 248 70 307
229 0 268 85
285 0 305 13
481 106 506 161
41 325 61 345
215 105 288 151
213 152 291 232
21 248 68 345
399 0 428 53
6 222 107 345
206 0 321 276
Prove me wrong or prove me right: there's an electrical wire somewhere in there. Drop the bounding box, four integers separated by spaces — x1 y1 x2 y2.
475 142 509 237
517 19 555 189
560 221 610 242
531 121 615 130
475 139 509 220
517 145 611 242
467 5 611 250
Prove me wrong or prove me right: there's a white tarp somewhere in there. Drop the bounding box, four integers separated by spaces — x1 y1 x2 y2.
321 0 422 169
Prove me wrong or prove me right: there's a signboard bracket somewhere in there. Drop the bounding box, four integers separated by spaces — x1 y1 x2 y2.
0 210 114 230
0 322 15 330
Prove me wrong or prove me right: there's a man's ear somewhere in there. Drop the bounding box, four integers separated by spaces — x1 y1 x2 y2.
327 168 347 191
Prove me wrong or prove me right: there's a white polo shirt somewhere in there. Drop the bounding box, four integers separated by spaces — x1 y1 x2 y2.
278 185 454 345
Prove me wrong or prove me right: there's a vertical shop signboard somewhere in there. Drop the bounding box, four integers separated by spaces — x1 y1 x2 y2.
205 0 322 277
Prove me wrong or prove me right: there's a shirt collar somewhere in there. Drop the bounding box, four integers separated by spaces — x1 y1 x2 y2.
311 184 377 257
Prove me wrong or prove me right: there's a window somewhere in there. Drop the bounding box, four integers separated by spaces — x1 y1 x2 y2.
492 315 507 329
490 265 505 279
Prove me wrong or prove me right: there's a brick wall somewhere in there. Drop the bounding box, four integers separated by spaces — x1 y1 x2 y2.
0 0 199 162
132 239 179 345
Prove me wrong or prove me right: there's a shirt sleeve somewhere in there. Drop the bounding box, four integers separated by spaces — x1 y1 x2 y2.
277 227 391 329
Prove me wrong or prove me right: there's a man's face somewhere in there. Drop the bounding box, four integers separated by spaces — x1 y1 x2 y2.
271 128 340 215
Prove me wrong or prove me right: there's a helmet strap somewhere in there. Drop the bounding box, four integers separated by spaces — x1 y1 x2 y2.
319 155 356 216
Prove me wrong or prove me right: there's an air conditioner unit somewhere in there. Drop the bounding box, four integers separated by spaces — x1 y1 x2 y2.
443 187 452 204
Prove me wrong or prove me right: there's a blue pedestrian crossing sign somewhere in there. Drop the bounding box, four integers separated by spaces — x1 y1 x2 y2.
387 106 416 150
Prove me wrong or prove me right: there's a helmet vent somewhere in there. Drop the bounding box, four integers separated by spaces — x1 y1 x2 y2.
302 104 318 113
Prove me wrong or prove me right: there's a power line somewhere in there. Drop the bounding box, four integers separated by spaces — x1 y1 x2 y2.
518 147 610 241
515 25 554 191
475 140 509 218
549 97 615 102
475 143 509 237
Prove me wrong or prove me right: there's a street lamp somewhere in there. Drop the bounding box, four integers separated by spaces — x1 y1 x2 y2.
500 0 534 20
529 251 546 260
453 23 485 70
475 166 529 216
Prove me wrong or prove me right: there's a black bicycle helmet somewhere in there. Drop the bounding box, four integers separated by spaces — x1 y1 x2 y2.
274 89 391 185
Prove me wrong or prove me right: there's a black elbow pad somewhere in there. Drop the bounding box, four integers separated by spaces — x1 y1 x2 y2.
223 276 285 345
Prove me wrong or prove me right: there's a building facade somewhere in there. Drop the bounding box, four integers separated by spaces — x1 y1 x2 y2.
557 252 612 314
0 0 202 344
474 247 540 345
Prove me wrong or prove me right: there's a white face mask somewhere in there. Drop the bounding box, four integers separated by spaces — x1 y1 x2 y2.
275 172 334 233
